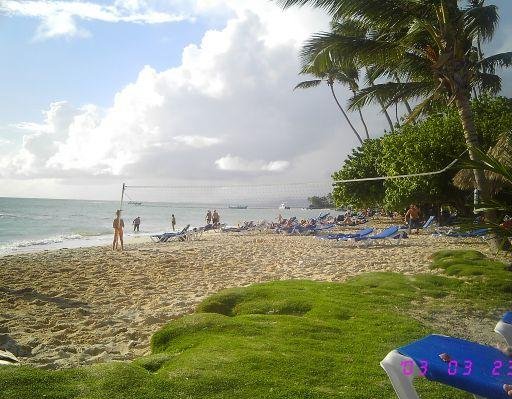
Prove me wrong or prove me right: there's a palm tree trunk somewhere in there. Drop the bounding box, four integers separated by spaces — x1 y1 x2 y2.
455 92 500 247
366 69 394 132
352 89 370 139
358 108 370 140
393 74 413 114
379 99 395 132
329 84 364 145
454 93 489 198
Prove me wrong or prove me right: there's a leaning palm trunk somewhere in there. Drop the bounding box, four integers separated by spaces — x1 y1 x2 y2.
329 83 364 145
352 89 370 139
357 108 370 140
366 71 394 132
455 92 499 247
393 74 413 114
379 98 395 132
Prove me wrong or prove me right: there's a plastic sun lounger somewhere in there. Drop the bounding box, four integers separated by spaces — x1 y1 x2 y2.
353 226 400 242
319 227 374 240
150 224 190 242
422 216 436 229
381 312 512 399
444 228 490 238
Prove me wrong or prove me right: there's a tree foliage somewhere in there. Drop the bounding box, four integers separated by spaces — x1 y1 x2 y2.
332 139 384 209
307 194 335 209
332 96 512 210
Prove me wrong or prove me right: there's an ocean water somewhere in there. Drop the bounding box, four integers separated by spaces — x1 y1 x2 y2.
0 197 328 256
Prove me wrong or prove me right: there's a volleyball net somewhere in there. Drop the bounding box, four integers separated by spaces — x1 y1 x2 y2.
118 155 464 210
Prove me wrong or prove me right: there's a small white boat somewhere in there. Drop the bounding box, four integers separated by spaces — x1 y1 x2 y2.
128 201 142 205
278 202 290 210
228 205 248 209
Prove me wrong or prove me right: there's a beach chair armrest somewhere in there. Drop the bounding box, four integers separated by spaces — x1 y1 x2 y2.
380 350 421 399
495 313 512 346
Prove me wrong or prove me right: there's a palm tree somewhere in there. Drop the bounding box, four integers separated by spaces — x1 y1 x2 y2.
329 20 397 131
295 65 365 144
298 50 371 140
276 0 512 224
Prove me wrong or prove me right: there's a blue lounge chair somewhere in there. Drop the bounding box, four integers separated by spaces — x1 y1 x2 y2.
319 227 374 240
440 228 490 238
287 223 335 235
352 226 401 243
422 216 436 229
381 312 512 399
150 224 190 242
318 212 330 221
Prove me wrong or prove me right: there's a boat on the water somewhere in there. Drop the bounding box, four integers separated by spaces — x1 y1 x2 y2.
228 205 248 209
278 202 290 210
128 201 142 205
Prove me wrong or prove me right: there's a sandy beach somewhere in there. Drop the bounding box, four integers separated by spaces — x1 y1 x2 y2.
0 227 501 369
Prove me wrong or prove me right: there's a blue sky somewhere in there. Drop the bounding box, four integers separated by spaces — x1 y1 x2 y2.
0 0 511 200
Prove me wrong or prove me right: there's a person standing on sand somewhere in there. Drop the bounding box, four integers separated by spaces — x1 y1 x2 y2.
171 214 176 231
113 210 124 251
212 210 220 227
132 216 140 232
206 210 212 225
405 204 421 234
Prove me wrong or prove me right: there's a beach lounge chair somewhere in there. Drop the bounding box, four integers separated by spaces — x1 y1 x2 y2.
433 228 490 238
422 216 436 229
350 226 401 245
381 312 512 399
447 228 490 238
319 227 374 240
150 225 190 243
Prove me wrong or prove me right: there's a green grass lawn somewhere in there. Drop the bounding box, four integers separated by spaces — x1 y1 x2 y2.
0 250 510 398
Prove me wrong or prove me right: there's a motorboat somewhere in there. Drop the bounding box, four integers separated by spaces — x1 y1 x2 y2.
278 202 290 210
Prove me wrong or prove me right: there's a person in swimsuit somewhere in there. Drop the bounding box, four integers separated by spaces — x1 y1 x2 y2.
113 210 124 251
212 210 220 227
132 216 140 232
405 204 421 234
171 214 176 231
206 210 212 225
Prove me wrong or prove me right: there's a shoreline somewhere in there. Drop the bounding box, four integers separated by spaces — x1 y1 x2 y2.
0 231 158 257
0 228 500 369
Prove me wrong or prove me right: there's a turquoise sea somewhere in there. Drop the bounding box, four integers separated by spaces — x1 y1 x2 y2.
0 197 328 256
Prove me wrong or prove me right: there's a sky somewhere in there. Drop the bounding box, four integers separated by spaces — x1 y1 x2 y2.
0 0 511 202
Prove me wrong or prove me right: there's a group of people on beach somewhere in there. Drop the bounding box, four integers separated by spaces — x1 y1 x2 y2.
206 209 220 227
111 211 179 251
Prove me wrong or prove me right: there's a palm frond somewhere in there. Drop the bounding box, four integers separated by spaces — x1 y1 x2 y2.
463 4 499 42
462 146 512 186
300 31 402 67
404 83 444 123
275 0 425 29
348 81 435 110
294 80 323 90
474 72 502 95
479 52 512 74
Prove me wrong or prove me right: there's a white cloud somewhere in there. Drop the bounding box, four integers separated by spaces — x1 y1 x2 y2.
2 0 383 199
0 0 191 40
173 135 222 148
215 155 290 172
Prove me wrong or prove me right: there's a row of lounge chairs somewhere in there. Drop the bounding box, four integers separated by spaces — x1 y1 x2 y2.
149 215 492 243
382 311 512 399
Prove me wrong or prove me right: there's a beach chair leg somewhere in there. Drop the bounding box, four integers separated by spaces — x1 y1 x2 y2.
495 319 512 346
380 350 421 399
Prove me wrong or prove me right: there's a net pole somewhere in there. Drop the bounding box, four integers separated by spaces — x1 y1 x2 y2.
119 183 126 212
